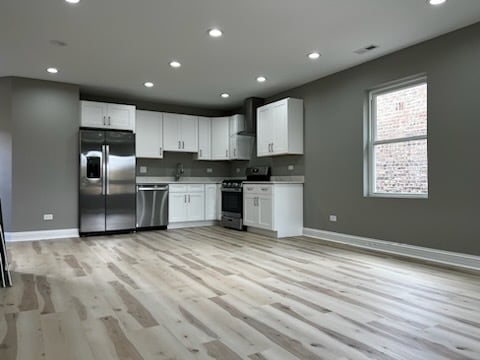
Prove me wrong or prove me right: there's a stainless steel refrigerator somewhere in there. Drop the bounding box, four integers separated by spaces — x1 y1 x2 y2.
79 129 136 235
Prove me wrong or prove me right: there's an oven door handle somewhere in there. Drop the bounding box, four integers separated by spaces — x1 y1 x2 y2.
221 188 243 193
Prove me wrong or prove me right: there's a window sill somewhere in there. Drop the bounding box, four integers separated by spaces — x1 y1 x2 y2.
367 193 428 200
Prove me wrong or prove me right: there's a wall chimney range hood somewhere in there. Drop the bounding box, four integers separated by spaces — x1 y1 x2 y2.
238 97 265 136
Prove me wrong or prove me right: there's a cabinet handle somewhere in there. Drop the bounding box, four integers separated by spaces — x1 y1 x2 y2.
199 149 202 157
182 141 185 149
226 149 228 158
184 195 187 203
107 116 111 126
103 116 106 126
234 148 236 157
188 194 191 203
178 141 181 149
160 147 162 156
271 143 274 152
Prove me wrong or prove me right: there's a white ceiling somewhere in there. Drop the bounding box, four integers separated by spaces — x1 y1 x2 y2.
1 0 480 109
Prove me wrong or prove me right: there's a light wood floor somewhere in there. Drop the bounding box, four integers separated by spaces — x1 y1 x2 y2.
1 226 480 360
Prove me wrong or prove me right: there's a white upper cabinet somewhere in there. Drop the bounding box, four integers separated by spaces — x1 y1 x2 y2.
196 117 211 160
257 98 303 157
229 114 252 160
211 117 230 160
163 113 198 152
135 110 163 158
229 114 246 135
80 101 135 131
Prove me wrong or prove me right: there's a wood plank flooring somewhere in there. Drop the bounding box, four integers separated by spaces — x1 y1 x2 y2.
1 226 479 359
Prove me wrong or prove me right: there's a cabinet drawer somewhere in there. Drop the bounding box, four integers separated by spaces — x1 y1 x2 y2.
187 184 205 193
243 184 273 195
258 185 273 195
169 184 188 193
243 185 259 194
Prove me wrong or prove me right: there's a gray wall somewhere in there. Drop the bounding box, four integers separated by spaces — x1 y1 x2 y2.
8 78 79 232
0 79 13 230
268 23 480 255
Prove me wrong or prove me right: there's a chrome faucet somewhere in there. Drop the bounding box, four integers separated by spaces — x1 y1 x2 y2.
175 162 184 181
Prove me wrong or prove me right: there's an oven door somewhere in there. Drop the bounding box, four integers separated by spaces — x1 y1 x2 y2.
221 188 243 217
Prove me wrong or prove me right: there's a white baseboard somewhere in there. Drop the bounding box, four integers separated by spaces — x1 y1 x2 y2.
167 220 218 230
303 228 480 271
5 228 79 242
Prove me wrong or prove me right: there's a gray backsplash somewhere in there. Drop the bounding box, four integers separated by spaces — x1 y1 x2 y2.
137 152 231 178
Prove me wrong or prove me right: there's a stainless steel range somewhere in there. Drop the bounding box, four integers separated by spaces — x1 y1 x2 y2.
221 166 270 230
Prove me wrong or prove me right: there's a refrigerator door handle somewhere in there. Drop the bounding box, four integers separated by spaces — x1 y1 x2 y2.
105 145 110 195
101 145 107 195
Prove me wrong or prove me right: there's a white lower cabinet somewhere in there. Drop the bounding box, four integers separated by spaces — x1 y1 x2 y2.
205 184 218 220
243 183 303 238
168 184 205 223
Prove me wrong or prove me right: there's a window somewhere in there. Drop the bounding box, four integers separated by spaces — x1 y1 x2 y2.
366 76 428 198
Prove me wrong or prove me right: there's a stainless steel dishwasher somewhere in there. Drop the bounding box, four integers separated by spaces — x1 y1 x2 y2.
136 184 169 230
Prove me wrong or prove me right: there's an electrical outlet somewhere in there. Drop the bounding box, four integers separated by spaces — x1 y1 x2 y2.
288 165 294 171
139 166 147 174
43 214 53 221
206 168 213 173
329 215 337 222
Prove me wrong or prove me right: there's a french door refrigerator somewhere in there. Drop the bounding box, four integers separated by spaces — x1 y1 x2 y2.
79 129 136 235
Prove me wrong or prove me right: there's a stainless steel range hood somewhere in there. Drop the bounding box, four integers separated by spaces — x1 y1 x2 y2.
238 97 264 136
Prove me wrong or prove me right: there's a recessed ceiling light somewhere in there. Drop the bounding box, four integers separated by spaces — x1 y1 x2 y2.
144 82 154 88
170 61 181 68
427 0 446 5
220 93 230 99
308 52 321 60
46 67 58 74
256 76 267 83
208 28 223 38
65 0 80 4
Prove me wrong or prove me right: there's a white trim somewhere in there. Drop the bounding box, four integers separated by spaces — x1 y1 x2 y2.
303 228 480 271
167 221 218 230
5 228 79 242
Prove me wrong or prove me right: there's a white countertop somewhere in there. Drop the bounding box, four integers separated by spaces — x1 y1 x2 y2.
136 176 224 184
243 181 304 184
137 175 304 185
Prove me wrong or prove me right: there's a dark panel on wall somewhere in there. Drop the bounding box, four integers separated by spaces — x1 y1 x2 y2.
267 23 480 255
80 93 230 117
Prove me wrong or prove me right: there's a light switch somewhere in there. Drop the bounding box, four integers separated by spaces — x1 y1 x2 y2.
139 166 147 174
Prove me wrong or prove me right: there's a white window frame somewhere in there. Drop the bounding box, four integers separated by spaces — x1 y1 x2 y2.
366 75 428 199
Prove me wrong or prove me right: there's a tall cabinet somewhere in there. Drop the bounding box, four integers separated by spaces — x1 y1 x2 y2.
257 98 303 157
136 110 163 158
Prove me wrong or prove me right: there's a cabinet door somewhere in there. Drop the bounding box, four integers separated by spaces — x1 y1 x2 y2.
187 192 205 221
136 110 163 158
257 106 273 157
243 194 259 226
180 115 198 152
229 114 245 135
107 104 135 131
205 184 217 220
211 117 230 160
216 184 222 220
163 113 181 151
257 195 273 229
271 101 288 154
81 101 107 128
169 193 188 222
197 117 211 160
